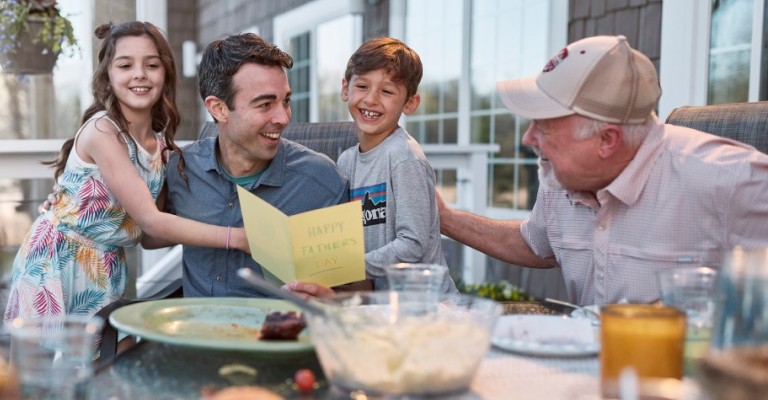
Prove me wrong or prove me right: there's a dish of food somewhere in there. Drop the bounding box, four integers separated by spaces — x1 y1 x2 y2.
259 311 306 340
109 297 313 353
491 314 599 357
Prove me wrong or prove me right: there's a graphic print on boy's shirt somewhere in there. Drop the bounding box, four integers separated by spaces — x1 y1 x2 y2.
351 183 386 227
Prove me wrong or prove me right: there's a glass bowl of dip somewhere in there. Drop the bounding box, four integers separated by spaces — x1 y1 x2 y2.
305 291 502 397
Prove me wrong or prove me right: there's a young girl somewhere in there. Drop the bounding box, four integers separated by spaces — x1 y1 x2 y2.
3 21 248 323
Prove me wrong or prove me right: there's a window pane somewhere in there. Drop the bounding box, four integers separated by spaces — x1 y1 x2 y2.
406 119 422 141
425 119 440 143
293 98 309 124
435 168 458 204
470 0 550 211
490 163 516 208
494 112 517 158
288 32 311 122
708 0 753 104
471 115 491 144
490 162 538 210
443 118 458 143
317 15 358 122
420 81 441 115
405 0 555 210
709 50 751 104
405 0 462 143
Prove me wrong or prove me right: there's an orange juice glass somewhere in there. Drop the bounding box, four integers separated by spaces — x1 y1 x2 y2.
600 304 686 396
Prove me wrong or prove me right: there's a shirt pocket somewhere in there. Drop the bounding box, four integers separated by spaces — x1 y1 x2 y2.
611 246 703 266
608 245 705 301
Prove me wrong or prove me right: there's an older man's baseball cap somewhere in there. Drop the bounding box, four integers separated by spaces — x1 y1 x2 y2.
497 35 660 124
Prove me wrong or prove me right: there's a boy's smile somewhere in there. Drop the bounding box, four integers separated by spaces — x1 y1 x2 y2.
341 69 419 152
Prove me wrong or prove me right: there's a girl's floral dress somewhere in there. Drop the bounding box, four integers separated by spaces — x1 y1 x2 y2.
3 112 166 323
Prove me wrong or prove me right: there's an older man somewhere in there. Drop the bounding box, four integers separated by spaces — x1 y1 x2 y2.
165 34 349 297
438 35 768 306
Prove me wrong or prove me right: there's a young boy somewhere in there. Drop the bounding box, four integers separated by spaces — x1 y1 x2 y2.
285 37 457 298
337 37 456 293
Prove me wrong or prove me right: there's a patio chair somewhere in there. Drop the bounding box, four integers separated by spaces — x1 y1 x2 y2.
95 121 359 366
199 120 359 161
665 101 768 154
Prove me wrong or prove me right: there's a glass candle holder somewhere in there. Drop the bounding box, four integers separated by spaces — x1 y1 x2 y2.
600 304 686 398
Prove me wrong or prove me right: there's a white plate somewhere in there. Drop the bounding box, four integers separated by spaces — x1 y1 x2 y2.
491 314 599 357
109 297 313 353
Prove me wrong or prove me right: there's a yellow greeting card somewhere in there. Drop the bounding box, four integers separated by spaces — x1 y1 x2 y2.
237 186 366 287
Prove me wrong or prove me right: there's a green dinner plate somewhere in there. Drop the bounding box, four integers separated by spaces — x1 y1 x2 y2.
109 297 313 353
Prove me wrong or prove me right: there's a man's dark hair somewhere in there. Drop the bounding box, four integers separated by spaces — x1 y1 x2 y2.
198 33 293 112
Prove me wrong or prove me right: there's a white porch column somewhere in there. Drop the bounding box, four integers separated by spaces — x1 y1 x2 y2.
135 0 170 281
136 0 167 34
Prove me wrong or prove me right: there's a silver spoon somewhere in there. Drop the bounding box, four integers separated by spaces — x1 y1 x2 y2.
545 297 601 324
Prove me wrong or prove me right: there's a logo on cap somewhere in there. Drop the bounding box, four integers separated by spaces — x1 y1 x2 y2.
542 47 568 73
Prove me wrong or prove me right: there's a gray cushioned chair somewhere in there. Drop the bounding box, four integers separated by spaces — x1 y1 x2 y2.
665 101 768 154
199 120 359 161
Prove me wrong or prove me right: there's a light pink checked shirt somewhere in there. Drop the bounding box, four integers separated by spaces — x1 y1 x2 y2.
521 117 768 306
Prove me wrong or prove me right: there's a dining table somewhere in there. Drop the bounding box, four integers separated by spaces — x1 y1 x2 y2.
83 300 705 400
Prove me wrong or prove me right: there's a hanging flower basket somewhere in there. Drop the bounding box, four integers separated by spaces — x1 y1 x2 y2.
0 1 78 75
0 16 58 74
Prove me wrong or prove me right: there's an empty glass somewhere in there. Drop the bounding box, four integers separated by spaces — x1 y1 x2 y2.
657 266 717 376
7 315 103 400
385 263 448 293
385 263 448 316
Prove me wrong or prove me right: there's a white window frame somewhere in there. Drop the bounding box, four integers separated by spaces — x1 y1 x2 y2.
273 0 364 122
391 0 567 282
659 0 765 119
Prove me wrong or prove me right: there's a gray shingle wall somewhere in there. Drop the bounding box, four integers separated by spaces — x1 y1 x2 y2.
569 0 662 71
197 0 309 46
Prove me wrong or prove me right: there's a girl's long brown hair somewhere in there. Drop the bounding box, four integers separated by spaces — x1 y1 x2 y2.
44 21 183 180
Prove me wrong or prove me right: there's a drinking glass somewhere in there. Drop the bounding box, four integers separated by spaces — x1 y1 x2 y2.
385 263 447 293
7 315 103 400
697 246 768 399
600 304 686 398
657 266 717 376
0 324 16 400
385 263 448 316
710 246 768 349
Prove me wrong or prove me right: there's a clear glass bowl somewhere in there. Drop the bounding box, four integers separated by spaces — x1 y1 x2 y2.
306 291 502 396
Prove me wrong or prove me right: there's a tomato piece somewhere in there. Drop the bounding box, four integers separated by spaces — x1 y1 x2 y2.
294 368 315 394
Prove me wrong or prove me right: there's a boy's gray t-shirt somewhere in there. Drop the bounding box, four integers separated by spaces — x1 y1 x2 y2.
337 127 457 294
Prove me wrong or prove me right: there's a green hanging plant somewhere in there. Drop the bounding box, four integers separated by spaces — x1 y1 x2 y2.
0 0 78 57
